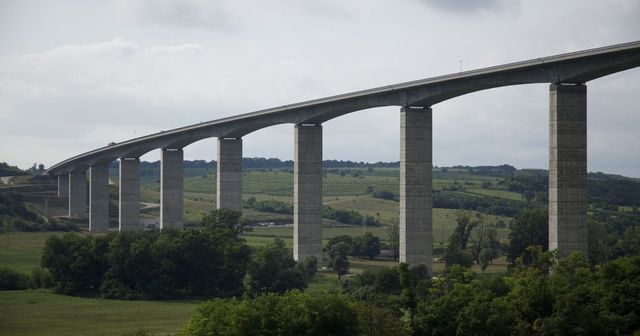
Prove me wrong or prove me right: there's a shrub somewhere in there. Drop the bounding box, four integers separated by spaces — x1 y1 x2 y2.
30 267 53 289
0 267 30 290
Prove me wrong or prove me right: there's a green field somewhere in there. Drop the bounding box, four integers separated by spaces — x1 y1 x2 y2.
0 289 199 336
0 232 63 274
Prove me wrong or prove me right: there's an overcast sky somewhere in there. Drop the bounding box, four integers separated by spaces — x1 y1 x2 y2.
1 0 639 176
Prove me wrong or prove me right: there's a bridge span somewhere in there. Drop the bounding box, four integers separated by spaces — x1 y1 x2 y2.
47 41 640 271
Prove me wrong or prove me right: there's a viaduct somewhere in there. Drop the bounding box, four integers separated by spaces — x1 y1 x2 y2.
47 41 640 271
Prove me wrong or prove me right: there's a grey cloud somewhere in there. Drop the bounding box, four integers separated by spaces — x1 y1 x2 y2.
419 0 521 14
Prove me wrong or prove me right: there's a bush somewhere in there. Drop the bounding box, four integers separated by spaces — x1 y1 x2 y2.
0 267 30 290
247 238 306 295
30 267 53 289
351 233 381 259
185 291 359 336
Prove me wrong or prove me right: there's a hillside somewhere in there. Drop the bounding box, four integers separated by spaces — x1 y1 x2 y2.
0 162 29 177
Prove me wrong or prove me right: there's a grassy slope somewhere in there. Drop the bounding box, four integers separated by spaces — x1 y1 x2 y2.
0 232 64 274
0 289 198 336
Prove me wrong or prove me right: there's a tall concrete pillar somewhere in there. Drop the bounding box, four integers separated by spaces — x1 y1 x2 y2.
119 158 141 231
399 106 432 271
68 171 87 218
549 83 588 256
161 148 183 230
57 175 69 198
217 138 243 212
89 165 109 233
293 124 323 264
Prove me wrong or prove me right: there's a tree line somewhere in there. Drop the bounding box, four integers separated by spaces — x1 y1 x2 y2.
244 196 379 226
39 209 317 299
184 251 640 335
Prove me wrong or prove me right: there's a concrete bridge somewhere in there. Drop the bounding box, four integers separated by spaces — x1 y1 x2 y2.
47 41 640 270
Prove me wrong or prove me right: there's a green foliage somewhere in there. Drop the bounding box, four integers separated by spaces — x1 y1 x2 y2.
356 300 409 336
297 256 318 280
506 169 548 201
41 210 251 299
341 253 640 336
200 207 245 235
432 190 525 217
333 255 350 280
326 234 353 251
0 192 78 232
29 267 53 289
507 208 548 263
41 233 107 295
351 232 381 259
443 239 474 267
328 241 352 261
247 238 306 295
589 174 640 206
323 206 376 225
185 291 359 336
469 217 500 267
0 266 30 290
0 161 28 176
245 196 293 215
387 218 400 261
443 211 480 267
328 239 352 279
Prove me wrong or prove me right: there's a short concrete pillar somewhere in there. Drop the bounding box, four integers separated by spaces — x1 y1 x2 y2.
293 124 323 264
57 175 69 198
89 165 109 233
161 148 183 230
119 158 141 231
399 106 433 272
549 83 588 256
68 171 87 218
217 138 243 212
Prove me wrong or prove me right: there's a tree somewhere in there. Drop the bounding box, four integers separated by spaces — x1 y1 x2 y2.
387 218 400 261
479 248 494 272
247 238 306 295
329 241 352 280
469 219 499 265
200 208 245 236
297 256 318 281
329 241 352 261
507 208 548 263
452 211 481 249
326 234 352 253
351 232 381 259
443 211 479 267
333 255 350 280
443 237 474 267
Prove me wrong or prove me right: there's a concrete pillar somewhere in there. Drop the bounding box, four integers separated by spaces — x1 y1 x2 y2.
399 106 433 271
549 83 588 256
161 148 183 230
68 171 87 218
293 124 323 264
119 158 141 231
217 138 243 212
57 175 69 198
89 165 109 233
